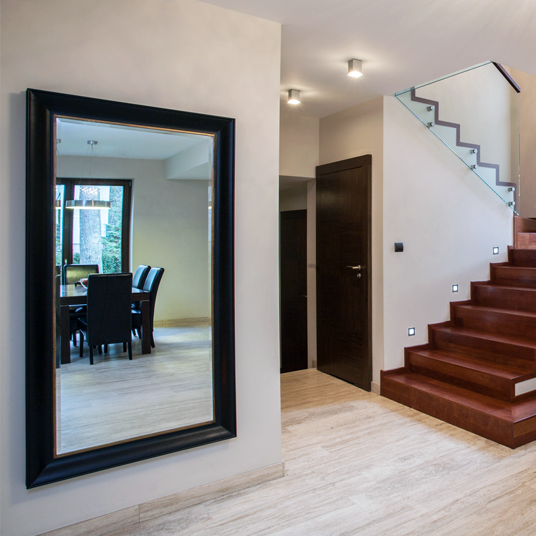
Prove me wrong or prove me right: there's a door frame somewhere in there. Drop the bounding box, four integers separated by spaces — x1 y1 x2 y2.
315 154 372 389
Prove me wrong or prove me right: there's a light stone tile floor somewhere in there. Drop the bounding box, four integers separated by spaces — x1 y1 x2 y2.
106 368 536 535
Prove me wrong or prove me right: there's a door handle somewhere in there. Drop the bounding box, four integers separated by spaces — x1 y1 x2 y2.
347 265 362 270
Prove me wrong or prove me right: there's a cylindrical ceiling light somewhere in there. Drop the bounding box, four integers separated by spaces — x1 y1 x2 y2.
348 59 363 78
65 200 111 210
287 89 301 105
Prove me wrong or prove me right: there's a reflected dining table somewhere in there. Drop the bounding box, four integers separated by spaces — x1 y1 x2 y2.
59 285 151 364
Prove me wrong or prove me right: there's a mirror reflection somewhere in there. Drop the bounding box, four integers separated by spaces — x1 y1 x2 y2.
54 117 214 455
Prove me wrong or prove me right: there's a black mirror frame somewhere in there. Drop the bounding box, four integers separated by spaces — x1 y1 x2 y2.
26 89 236 488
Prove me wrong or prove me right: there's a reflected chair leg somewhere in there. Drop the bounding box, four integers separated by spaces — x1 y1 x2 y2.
123 342 127 352
151 331 155 348
89 345 94 365
104 344 108 354
73 331 77 347
79 332 84 358
97 345 102 355
128 341 132 360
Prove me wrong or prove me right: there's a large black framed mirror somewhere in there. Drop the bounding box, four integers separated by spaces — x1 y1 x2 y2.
26 89 235 488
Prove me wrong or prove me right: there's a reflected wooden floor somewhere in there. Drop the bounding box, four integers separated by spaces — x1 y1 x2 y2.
56 324 213 454
109 369 536 536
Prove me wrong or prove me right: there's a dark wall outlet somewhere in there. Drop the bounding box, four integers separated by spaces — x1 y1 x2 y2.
394 242 403 252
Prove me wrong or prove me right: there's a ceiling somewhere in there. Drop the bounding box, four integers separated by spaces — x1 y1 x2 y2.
202 0 536 118
56 118 211 159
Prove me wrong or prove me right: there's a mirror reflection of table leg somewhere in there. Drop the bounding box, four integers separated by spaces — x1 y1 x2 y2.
60 305 72 364
141 299 151 354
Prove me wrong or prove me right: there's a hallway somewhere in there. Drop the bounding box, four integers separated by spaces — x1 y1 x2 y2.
106 369 536 535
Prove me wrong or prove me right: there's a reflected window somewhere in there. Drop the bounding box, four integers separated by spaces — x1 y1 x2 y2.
56 179 131 274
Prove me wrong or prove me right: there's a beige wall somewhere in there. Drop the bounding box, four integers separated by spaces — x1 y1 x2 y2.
0 1 282 535
319 97 384 385
382 95 512 372
57 156 210 322
279 111 319 178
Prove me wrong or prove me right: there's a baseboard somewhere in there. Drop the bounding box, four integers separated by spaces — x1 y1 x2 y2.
153 317 210 328
39 462 285 536
371 381 380 395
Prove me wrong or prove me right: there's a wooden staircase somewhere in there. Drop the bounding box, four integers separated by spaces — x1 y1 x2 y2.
381 217 536 448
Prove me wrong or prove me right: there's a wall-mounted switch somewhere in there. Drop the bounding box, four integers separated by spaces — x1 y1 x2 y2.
394 242 403 252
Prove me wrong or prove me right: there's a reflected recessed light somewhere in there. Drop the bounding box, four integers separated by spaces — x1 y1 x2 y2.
408 327 415 336
287 89 300 105
348 59 363 78
452 285 458 292
493 247 499 255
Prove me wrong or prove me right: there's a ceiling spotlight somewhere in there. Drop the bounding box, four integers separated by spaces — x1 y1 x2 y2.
287 89 301 105
348 59 363 78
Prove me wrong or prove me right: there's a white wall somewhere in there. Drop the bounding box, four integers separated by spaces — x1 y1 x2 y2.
319 97 384 385
510 68 536 218
382 95 512 372
0 1 282 535
58 155 210 322
279 111 319 178
415 63 516 197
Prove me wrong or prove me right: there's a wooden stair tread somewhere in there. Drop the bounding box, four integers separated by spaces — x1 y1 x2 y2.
455 303 536 319
382 371 513 420
408 348 533 379
432 325 536 351
493 264 536 271
382 370 536 424
475 282 536 293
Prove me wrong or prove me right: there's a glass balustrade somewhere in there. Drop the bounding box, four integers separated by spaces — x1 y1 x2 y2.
395 61 520 214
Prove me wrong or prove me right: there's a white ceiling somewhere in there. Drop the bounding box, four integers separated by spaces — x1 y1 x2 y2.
56 118 211 159
202 0 536 118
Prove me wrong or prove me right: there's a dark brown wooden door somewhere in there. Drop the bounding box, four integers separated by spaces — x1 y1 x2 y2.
280 210 308 373
316 155 372 390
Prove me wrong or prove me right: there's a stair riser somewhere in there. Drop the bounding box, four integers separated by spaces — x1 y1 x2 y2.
509 249 536 267
430 327 536 368
517 233 536 250
453 306 536 339
407 351 514 401
473 285 536 314
381 374 515 448
491 266 536 288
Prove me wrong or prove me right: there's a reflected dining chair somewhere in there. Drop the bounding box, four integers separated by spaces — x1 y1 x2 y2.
132 267 164 348
132 264 151 311
63 264 99 347
132 264 151 289
78 273 133 365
